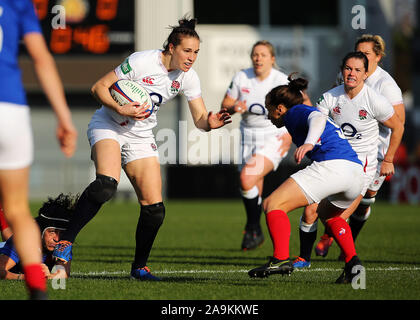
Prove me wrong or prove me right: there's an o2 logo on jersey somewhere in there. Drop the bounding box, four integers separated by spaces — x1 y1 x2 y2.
149 92 163 113
327 117 346 140
341 122 362 139
248 103 267 116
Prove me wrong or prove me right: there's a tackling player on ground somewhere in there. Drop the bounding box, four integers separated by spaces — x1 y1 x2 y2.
52 16 231 281
0 193 76 280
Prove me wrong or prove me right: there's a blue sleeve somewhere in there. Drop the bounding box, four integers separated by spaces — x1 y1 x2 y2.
20 0 42 37
0 238 20 264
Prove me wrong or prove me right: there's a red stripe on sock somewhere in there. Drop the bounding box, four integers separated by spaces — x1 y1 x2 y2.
0 205 9 231
23 264 46 292
326 217 356 263
266 210 290 260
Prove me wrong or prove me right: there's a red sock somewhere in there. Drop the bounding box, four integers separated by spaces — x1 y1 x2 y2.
0 205 9 231
325 217 356 263
23 264 46 292
266 210 290 260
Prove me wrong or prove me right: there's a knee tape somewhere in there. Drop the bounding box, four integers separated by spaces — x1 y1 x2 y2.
360 196 376 206
86 174 118 203
299 216 318 233
140 202 165 229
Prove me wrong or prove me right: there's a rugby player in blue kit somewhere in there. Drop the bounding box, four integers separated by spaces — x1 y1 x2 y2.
0 0 77 299
248 75 365 284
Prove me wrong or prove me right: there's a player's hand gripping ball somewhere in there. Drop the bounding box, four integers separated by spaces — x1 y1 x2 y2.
110 80 154 119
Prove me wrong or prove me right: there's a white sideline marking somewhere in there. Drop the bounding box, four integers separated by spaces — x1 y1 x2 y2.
72 266 420 277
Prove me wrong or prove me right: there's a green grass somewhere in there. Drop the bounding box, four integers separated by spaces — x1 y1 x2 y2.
1 200 419 300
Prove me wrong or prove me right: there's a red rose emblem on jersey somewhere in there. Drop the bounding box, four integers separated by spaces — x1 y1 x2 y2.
359 109 368 120
170 80 180 94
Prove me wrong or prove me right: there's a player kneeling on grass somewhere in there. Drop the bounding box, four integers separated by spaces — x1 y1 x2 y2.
248 75 365 284
0 194 76 280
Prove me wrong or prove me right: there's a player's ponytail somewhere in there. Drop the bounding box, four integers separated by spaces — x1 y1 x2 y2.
163 15 200 52
178 17 197 30
288 72 309 94
266 73 309 109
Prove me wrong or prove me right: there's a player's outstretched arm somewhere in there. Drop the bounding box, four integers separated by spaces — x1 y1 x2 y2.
188 97 232 131
24 33 77 158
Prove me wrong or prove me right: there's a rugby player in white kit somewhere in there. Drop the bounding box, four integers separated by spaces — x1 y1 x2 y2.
52 17 231 280
293 52 404 268
312 35 406 259
221 41 299 250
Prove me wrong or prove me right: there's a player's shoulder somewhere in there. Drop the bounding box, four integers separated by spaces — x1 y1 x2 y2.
237 68 255 79
364 84 391 105
182 66 200 84
4 0 32 13
327 84 345 97
230 68 254 85
320 85 344 103
128 49 160 62
271 68 289 84
371 67 401 89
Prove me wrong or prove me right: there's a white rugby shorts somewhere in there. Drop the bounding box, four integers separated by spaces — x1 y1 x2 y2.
291 159 364 209
87 108 159 166
358 152 379 196
239 126 289 172
0 102 33 170
367 160 387 192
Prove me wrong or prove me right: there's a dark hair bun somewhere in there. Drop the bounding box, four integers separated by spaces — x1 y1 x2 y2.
287 72 308 91
178 18 197 30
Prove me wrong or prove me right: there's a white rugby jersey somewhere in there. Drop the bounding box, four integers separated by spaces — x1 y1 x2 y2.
101 49 202 132
317 84 394 157
226 68 289 129
336 66 403 154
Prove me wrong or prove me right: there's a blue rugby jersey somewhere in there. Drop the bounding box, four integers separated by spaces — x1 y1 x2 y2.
283 104 362 165
0 236 72 273
0 0 42 105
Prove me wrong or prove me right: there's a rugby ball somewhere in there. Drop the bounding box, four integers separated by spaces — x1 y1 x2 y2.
110 80 154 119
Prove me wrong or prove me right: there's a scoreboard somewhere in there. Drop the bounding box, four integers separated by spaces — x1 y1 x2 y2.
32 0 135 55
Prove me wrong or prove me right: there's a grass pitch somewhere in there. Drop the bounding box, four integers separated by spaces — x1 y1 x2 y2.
0 200 419 301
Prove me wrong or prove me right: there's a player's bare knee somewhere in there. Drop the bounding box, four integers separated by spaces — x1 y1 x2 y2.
239 171 257 191
86 174 118 204
303 205 318 224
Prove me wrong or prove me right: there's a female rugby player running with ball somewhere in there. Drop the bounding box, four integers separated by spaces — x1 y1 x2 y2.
248 76 366 284
52 17 231 280
221 41 295 251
